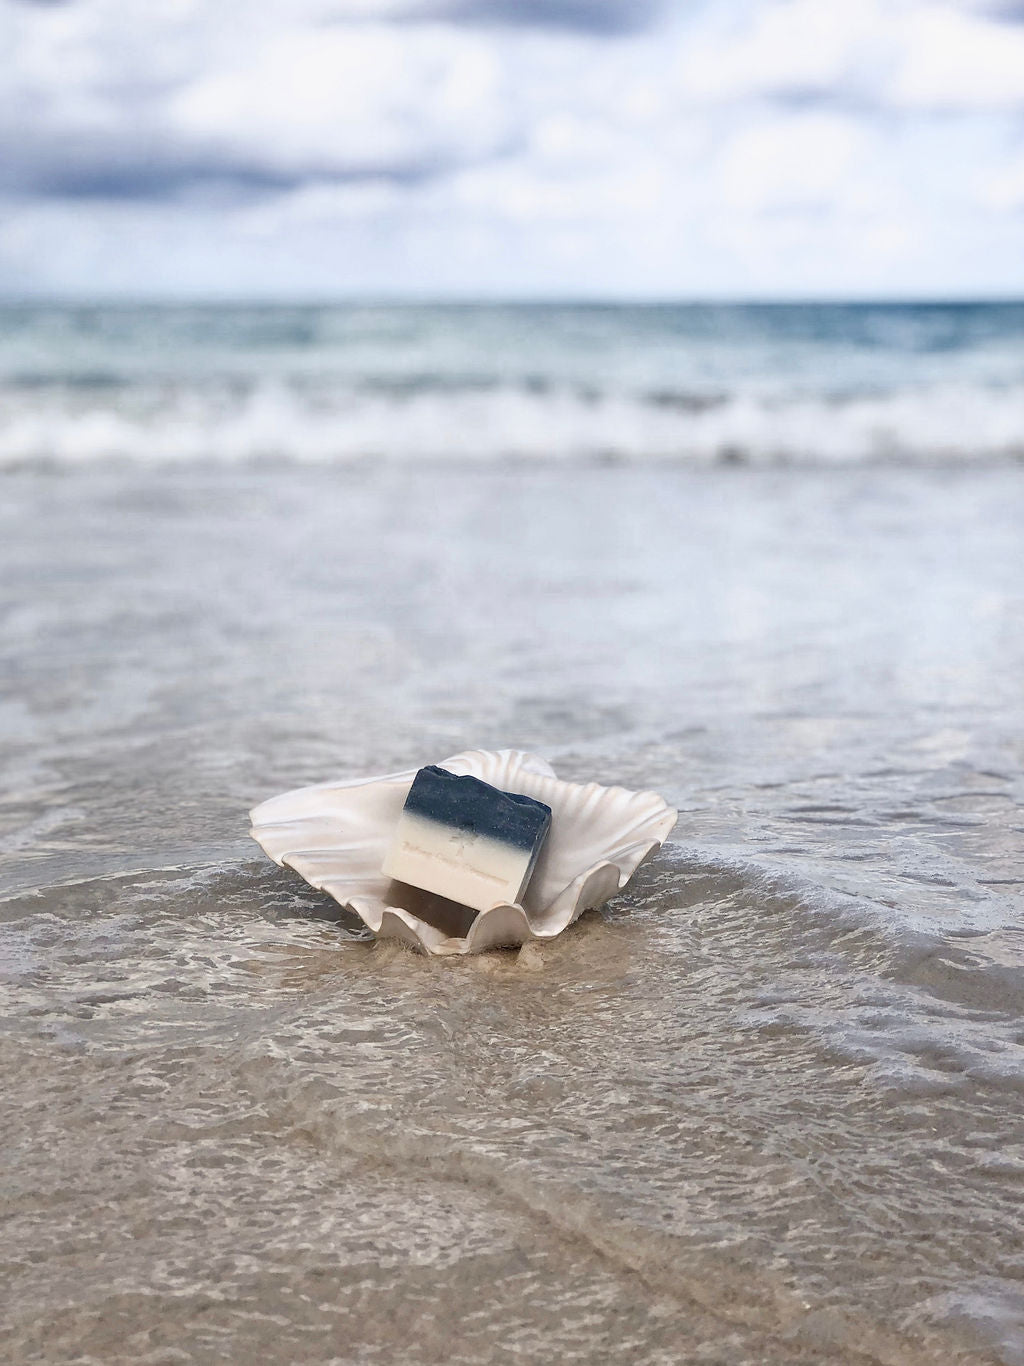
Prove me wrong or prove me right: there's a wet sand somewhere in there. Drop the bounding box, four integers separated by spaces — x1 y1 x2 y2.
2 461 1023 1364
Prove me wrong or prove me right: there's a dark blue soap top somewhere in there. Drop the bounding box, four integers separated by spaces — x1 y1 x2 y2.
404 766 552 851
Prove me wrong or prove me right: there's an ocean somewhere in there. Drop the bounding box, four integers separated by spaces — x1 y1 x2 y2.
2 302 1023 1364
1 301 1022 467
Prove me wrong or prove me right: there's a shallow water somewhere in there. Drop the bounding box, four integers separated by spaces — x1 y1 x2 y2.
2 459 1023 1363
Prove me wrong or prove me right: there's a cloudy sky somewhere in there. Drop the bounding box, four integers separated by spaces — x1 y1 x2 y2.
2 0 1023 297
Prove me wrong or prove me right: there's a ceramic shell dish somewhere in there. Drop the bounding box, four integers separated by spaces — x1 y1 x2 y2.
249 749 677 956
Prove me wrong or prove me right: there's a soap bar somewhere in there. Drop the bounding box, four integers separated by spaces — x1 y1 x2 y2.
381 765 552 913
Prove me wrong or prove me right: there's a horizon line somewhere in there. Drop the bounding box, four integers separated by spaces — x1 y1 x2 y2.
1 292 1022 308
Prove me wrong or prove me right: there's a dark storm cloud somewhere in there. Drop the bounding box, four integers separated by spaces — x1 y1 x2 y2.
424 0 664 35
1 0 652 209
8 156 309 202
9 0 665 26
759 86 881 117
955 0 1024 19
0 137 462 201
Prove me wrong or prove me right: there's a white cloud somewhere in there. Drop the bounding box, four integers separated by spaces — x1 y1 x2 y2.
892 4 1024 108
980 157 1024 208
0 0 1022 295
676 0 1024 112
676 0 891 105
715 115 867 213
170 24 509 178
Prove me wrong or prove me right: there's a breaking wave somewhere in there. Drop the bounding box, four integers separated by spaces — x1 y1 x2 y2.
1 375 1022 467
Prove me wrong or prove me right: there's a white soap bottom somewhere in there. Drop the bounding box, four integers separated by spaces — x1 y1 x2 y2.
381 811 537 913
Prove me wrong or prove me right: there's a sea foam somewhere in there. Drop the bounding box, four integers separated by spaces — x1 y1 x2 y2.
0 375 1022 467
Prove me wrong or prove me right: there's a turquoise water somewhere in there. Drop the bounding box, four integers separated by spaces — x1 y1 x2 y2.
0 301 1022 464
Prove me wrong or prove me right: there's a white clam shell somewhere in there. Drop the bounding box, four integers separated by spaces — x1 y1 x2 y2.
249 749 678 956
